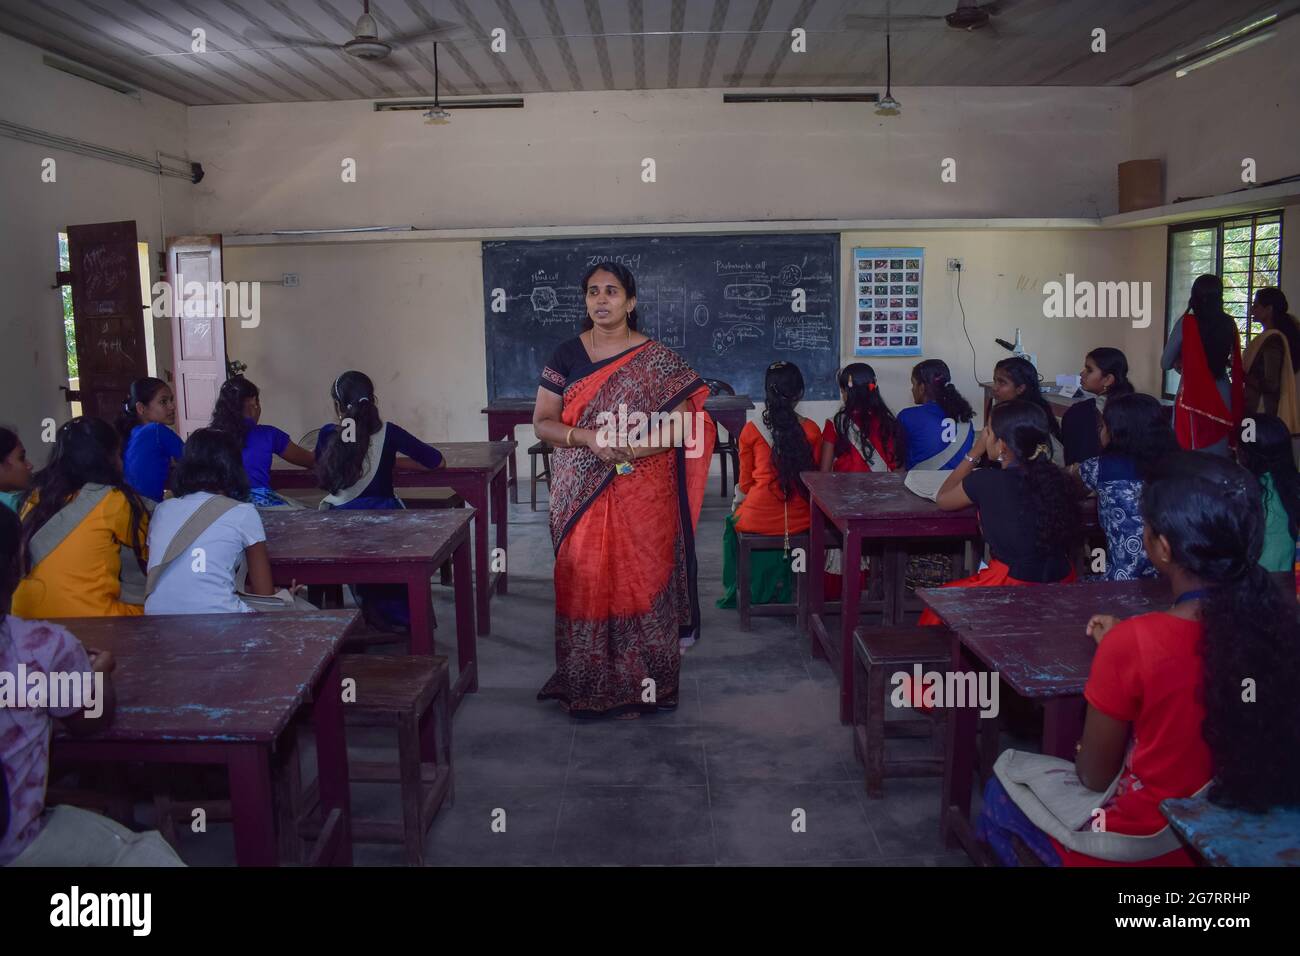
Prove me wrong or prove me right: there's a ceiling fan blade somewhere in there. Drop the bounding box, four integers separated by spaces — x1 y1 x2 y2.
385 20 469 45
140 45 314 58
240 27 340 51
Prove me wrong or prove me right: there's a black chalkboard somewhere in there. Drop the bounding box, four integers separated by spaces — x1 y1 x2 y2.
482 233 841 400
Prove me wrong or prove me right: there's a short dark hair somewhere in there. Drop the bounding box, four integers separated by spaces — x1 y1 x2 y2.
172 427 251 500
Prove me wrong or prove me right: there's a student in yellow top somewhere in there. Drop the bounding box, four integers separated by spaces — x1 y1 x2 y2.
13 417 150 619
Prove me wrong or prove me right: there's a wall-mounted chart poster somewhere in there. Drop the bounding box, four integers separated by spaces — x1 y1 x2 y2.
852 246 923 357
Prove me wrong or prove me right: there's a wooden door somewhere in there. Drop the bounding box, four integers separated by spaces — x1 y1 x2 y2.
64 221 149 422
167 235 229 438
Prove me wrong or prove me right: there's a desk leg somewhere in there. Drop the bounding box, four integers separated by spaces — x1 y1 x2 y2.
882 544 908 625
808 506 827 655
487 415 520 505
227 744 278 866
407 564 435 656
941 637 980 849
493 464 508 596
465 480 491 635
452 531 478 706
1042 697 1085 759
310 656 353 866
838 530 863 724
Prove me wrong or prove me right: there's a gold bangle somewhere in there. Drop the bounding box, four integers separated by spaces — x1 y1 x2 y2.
566 427 576 447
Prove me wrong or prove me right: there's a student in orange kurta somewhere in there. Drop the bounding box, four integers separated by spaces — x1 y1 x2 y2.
13 417 150 619
718 362 822 609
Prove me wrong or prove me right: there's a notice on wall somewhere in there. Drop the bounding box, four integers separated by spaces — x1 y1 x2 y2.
852 246 923 357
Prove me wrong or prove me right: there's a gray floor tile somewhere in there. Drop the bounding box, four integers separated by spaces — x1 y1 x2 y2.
552 787 715 866
709 782 880 865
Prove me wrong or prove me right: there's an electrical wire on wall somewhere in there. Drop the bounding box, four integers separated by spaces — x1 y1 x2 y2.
953 262 981 387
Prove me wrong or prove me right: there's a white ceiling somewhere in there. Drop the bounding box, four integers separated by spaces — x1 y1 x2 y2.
0 0 1295 105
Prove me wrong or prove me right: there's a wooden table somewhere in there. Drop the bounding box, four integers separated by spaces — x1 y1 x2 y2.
270 440 514 636
262 509 479 709
1161 796 1300 866
917 578 1169 855
483 394 754 497
50 610 362 866
803 471 981 725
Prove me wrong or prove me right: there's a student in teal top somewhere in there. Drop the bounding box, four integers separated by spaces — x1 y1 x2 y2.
1238 413 1300 574
0 427 33 512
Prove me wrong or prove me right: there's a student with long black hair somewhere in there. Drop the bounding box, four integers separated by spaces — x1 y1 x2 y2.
819 362 904 473
1163 274 1244 455
116 376 184 503
1074 393 1179 581
209 375 315 508
0 427 33 513
1061 347 1135 465
12 417 150 618
990 356 1064 463
897 359 975 470
314 370 444 630
917 400 1079 624
718 361 821 610
979 451 1300 865
1237 412 1300 575
1244 288 1300 433
145 428 278 615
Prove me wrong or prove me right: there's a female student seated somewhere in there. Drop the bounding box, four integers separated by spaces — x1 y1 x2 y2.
145 428 277 615
990 356 1064 464
0 506 183 867
209 376 315 509
1060 348 1134 465
718 361 821 609
0 427 33 512
315 370 444 630
117 377 184 503
819 363 904 473
897 359 975 470
1074 393 1179 581
977 451 1300 866
1237 412 1300 577
918 400 1078 624
12 417 150 619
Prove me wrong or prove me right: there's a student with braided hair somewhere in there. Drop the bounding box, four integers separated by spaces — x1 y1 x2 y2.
917 399 1079 624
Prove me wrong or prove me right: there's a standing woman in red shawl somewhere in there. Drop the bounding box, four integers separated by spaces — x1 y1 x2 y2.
1162 274 1243 456
532 263 716 718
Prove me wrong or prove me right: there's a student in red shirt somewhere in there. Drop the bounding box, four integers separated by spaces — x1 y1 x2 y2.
977 451 1300 865
819 363 904 473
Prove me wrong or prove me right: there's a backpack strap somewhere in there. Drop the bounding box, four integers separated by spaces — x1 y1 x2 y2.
912 419 974 471
26 483 112 568
144 496 242 598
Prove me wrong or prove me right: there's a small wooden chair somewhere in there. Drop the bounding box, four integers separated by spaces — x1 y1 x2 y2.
852 626 951 798
528 440 552 510
735 531 808 632
704 379 740 496
337 654 454 866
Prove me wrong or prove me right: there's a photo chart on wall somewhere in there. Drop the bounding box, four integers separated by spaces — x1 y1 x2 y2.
852 246 923 357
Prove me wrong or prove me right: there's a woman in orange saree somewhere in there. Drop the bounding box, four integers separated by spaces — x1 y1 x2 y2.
533 263 715 718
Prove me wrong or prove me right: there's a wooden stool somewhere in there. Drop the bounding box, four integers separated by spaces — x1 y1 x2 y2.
852 626 951 798
735 531 809 632
528 440 552 510
339 654 454 866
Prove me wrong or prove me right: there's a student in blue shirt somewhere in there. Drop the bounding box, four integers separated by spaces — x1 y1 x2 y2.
115 377 184 503
897 359 976 470
209 376 315 508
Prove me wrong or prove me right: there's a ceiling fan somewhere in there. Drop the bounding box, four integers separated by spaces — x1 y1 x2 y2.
846 0 1015 35
240 0 464 63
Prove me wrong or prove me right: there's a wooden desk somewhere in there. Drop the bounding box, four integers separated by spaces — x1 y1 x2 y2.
483 394 754 495
269 440 514 635
803 471 982 725
980 383 1175 424
917 578 1169 856
50 610 362 866
1161 796 1300 866
262 510 478 709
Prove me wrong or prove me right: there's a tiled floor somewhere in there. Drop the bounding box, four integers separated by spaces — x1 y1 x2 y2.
177 484 973 866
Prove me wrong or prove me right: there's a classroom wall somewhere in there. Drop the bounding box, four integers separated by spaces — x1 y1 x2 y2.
0 31 193 454
188 84 1130 232
1132 13 1300 204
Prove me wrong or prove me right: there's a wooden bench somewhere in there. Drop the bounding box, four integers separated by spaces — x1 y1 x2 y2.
527 440 552 510
1161 795 1300 866
851 626 951 798
735 531 808 632
337 654 454 866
